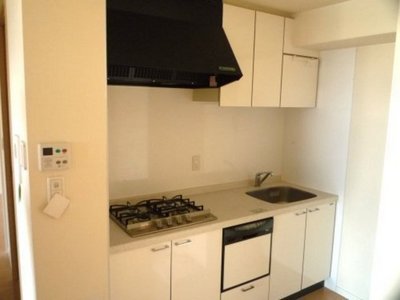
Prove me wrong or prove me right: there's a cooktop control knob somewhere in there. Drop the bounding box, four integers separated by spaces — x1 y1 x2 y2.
184 214 192 223
155 219 163 229
175 215 183 224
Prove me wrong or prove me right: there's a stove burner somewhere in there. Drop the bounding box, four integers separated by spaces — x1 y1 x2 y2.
110 195 216 237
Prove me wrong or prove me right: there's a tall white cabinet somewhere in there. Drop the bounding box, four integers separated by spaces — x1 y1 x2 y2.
269 202 336 300
220 4 255 107
110 230 222 300
252 12 284 107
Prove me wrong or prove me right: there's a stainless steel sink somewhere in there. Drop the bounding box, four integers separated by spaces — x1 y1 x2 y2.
246 186 316 203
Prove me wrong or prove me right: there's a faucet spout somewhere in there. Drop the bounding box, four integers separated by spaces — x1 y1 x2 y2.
254 171 273 187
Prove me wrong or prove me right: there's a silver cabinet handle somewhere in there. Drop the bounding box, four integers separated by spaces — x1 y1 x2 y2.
174 239 192 246
308 207 320 213
151 245 170 252
295 210 307 216
241 285 255 292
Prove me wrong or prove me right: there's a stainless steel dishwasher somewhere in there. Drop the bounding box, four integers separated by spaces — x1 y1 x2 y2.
222 217 273 292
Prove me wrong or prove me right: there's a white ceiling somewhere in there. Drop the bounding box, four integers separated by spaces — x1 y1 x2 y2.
225 0 349 16
0 0 349 26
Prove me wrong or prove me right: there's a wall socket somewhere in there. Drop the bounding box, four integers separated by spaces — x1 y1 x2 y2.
47 177 64 202
192 155 201 171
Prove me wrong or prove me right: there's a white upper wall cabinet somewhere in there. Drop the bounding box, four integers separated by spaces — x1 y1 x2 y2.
284 18 319 58
281 18 319 108
193 7 320 108
252 12 284 107
221 5 286 107
281 55 319 108
220 4 255 107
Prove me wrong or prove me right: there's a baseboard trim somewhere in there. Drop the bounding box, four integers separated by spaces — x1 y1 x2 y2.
282 281 325 300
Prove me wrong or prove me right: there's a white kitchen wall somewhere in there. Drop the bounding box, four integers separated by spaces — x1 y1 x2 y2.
337 43 394 299
6 1 109 299
108 86 285 199
282 49 355 192
282 48 356 295
370 7 400 299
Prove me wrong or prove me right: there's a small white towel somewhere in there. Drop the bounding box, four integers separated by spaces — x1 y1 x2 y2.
43 193 70 218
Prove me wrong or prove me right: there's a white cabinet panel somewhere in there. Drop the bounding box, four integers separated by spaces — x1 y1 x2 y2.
302 203 336 288
171 230 222 300
110 242 171 300
269 209 306 300
221 277 269 300
281 54 319 107
220 4 255 107
252 12 284 107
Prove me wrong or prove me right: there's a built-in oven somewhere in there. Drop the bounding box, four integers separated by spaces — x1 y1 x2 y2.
222 217 273 293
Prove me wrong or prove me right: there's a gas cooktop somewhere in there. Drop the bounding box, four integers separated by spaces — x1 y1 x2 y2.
109 195 217 237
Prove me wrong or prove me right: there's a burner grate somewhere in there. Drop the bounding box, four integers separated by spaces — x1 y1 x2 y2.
109 195 216 237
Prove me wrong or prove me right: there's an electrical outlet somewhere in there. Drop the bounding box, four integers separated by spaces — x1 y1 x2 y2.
192 155 201 171
47 177 64 202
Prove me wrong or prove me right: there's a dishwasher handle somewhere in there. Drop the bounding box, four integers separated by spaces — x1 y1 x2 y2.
223 217 273 245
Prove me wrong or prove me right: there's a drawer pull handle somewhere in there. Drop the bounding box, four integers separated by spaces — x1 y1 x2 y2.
241 285 255 292
295 211 306 216
308 208 320 213
151 245 169 252
174 239 192 246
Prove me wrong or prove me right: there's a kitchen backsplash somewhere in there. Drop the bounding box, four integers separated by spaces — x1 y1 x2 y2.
108 86 285 199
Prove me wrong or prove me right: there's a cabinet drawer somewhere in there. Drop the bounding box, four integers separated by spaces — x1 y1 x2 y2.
221 277 269 300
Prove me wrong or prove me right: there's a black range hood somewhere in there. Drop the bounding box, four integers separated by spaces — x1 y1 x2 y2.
107 0 242 88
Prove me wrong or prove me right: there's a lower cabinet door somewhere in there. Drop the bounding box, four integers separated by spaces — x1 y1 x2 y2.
171 230 222 300
269 209 307 300
221 277 269 300
302 202 336 288
110 242 171 300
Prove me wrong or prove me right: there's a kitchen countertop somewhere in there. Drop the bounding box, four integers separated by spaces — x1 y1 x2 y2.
109 181 337 254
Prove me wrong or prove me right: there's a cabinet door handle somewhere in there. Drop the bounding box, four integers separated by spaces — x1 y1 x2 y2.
308 208 320 213
174 239 192 246
295 211 307 216
151 245 170 252
241 285 255 292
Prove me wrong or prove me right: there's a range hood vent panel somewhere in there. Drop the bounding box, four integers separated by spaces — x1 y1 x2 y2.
107 0 242 88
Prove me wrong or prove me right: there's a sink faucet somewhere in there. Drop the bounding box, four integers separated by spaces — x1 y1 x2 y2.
254 171 273 187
